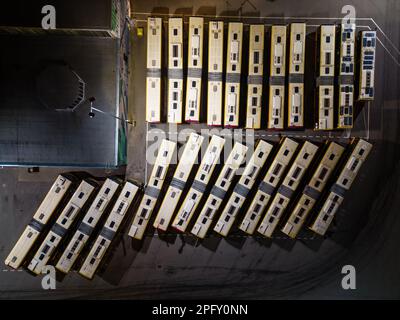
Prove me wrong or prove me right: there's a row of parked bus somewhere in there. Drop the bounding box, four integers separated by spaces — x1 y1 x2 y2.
5 175 141 280
4 135 372 279
146 17 376 129
131 135 372 241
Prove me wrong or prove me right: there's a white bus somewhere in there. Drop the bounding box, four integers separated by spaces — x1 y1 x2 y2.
358 31 376 100
128 139 176 240
239 138 298 235
246 25 264 129
316 25 336 130
258 141 319 238
5 174 75 269
167 18 184 123
268 25 287 130
337 23 356 129
287 23 306 128
153 133 204 231
281 142 345 238
207 21 224 126
27 179 98 275
79 181 140 279
224 22 243 128
309 139 372 236
185 17 204 123
146 17 162 123
191 141 248 238
56 178 121 274
214 140 274 237
171 135 225 232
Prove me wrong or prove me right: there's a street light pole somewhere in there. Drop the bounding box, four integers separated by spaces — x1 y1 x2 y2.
88 97 135 126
